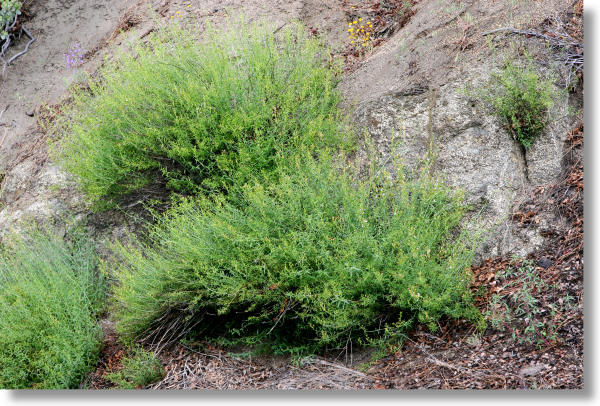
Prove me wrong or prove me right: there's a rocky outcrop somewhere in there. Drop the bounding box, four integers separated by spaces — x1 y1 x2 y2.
0 155 84 238
339 0 580 262
352 73 575 261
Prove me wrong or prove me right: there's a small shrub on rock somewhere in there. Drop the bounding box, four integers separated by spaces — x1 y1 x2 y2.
480 57 556 149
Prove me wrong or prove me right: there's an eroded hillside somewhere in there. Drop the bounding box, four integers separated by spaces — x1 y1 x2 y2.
0 0 583 389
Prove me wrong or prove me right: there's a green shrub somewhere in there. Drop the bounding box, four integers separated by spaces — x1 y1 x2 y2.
479 57 556 149
110 152 482 355
485 260 577 348
105 347 164 389
0 228 104 389
51 21 350 209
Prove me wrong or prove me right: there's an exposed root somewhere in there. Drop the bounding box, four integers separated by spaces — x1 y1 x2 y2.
2 26 35 76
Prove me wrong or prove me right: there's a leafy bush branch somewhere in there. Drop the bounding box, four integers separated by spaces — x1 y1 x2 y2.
0 0 20 41
105 347 164 389
474 56 557 150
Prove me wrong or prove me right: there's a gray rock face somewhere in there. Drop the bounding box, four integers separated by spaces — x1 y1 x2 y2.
526 96 575 185
0 158 84 238
353 78 574 261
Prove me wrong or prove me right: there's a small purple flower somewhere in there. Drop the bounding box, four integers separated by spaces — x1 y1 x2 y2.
64 42 84 69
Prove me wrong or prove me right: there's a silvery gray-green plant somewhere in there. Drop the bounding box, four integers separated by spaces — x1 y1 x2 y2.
0 0 21 41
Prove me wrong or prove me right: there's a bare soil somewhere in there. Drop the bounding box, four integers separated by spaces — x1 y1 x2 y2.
0 0 127 170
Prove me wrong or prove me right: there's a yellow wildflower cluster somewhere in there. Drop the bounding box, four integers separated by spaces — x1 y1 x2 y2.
170 5 191 19
347 18 373 48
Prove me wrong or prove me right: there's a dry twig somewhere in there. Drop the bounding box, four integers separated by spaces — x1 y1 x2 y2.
483 25 583 87
0 127 8 148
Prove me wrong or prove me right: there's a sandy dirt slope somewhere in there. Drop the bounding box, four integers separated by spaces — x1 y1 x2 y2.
0 0 127 170
0 0 349 171
339 0 580 103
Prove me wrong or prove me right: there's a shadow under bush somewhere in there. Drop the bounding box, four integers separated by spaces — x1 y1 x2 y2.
110 152 483 355
51 20 350 210
0 228 104 389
